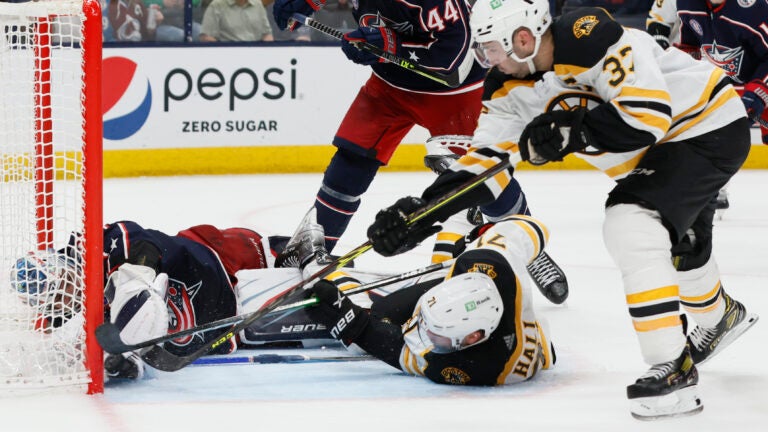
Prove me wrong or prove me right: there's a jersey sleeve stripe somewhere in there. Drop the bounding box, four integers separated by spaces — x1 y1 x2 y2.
496 275 524 384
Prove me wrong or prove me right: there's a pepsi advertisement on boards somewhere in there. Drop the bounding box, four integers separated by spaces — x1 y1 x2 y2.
101 47 371 150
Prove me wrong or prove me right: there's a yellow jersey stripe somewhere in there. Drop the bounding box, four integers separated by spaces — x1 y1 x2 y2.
626 284 679 304
633 314 682 332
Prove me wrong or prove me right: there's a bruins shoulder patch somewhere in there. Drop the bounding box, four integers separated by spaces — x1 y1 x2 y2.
573 15 599 39
552 7 623 70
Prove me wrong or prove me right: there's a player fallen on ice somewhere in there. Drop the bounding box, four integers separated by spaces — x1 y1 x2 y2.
305 213 556 386
8 214 421 382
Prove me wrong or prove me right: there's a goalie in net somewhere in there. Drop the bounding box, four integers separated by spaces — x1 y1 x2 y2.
9 213 396 381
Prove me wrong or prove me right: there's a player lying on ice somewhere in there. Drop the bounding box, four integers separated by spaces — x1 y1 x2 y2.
9 209 555 386
8 215 408 381
357 0 759 419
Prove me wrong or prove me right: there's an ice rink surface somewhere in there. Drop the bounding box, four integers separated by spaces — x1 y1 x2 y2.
3 169 767 432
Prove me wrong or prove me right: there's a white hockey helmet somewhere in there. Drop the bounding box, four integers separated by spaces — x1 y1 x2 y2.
471 0 552 67
10 251 79 308
417 272 503 353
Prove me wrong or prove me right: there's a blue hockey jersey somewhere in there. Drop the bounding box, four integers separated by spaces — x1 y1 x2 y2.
350 0 486 92
676 0 768 85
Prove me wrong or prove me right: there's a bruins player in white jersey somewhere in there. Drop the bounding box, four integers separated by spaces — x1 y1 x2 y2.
306 215 555 386
363 0 758 420
462 0 755 420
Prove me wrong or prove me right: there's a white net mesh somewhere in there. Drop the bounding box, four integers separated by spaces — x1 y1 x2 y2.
0 0 92 390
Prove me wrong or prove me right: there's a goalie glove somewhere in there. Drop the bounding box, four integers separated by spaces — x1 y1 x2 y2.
519 108 593 165
105 263 169 346
342 27 400 65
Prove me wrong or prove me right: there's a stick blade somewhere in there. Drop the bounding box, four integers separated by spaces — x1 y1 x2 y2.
95 322 135 354
140 344 198 372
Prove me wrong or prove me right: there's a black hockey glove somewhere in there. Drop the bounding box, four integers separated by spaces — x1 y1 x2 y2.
307 280 369 346
519 108 593 165
366 196 442 257
646 22 671 50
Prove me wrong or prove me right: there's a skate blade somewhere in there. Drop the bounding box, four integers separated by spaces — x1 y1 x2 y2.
698 313 759 365
630 385 703 421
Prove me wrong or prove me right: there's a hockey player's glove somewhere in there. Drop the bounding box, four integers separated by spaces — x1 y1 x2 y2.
519 108 593 165
273 0 325 31
367 196 442 257
342 27 400 65
646 22 671 50
307 280 369 346
742 80 768 124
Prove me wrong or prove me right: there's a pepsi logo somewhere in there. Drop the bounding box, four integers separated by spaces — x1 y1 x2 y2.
102 56 152 140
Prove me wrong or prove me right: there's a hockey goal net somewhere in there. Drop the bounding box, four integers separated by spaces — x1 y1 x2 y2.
0 0 102 393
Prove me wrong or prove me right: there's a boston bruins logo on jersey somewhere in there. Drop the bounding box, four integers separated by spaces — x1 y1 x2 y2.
573 15 599 39
469 263 498 278
440 366 471 384
546 91 605 155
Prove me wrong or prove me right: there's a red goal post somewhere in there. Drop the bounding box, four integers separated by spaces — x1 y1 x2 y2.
0 0 103 394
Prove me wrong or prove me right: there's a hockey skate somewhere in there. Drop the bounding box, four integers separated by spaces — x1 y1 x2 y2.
526 252 569 304
715 188 729 220
104 352 144 380
687 293 759 365
275 209 332 270
627 348 702 420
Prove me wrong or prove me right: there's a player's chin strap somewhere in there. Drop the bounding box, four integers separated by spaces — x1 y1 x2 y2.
288 13 462 89
96 155 517 372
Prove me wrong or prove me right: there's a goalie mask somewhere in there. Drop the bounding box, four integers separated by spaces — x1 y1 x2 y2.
471 0 551 71
10 251 80 309
417 272 503 353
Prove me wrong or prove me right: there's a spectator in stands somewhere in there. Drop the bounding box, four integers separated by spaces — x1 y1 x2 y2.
145 0 203 42
199 0 274 42
311 0 355 43
107 0 162 42
265 0 311 42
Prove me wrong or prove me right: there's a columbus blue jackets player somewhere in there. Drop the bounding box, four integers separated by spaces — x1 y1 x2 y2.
270 0 570 306
646 0 768 144
272 0 486 254
10 220 346 380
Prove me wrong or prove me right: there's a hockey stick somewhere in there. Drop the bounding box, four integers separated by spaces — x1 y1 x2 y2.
289 13 462 89
134 157 516 372
190 353 373 366
96 260 450 355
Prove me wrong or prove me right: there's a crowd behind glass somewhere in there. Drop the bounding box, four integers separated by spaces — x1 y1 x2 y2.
0 0 653 44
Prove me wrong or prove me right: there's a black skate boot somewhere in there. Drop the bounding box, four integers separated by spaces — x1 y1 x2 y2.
627 348 702 420
104 352 144 380
715 188 729 210
687 293 759 365
526 252 569 304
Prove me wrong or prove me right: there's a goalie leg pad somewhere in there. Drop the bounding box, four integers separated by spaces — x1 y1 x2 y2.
108 263 169 346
